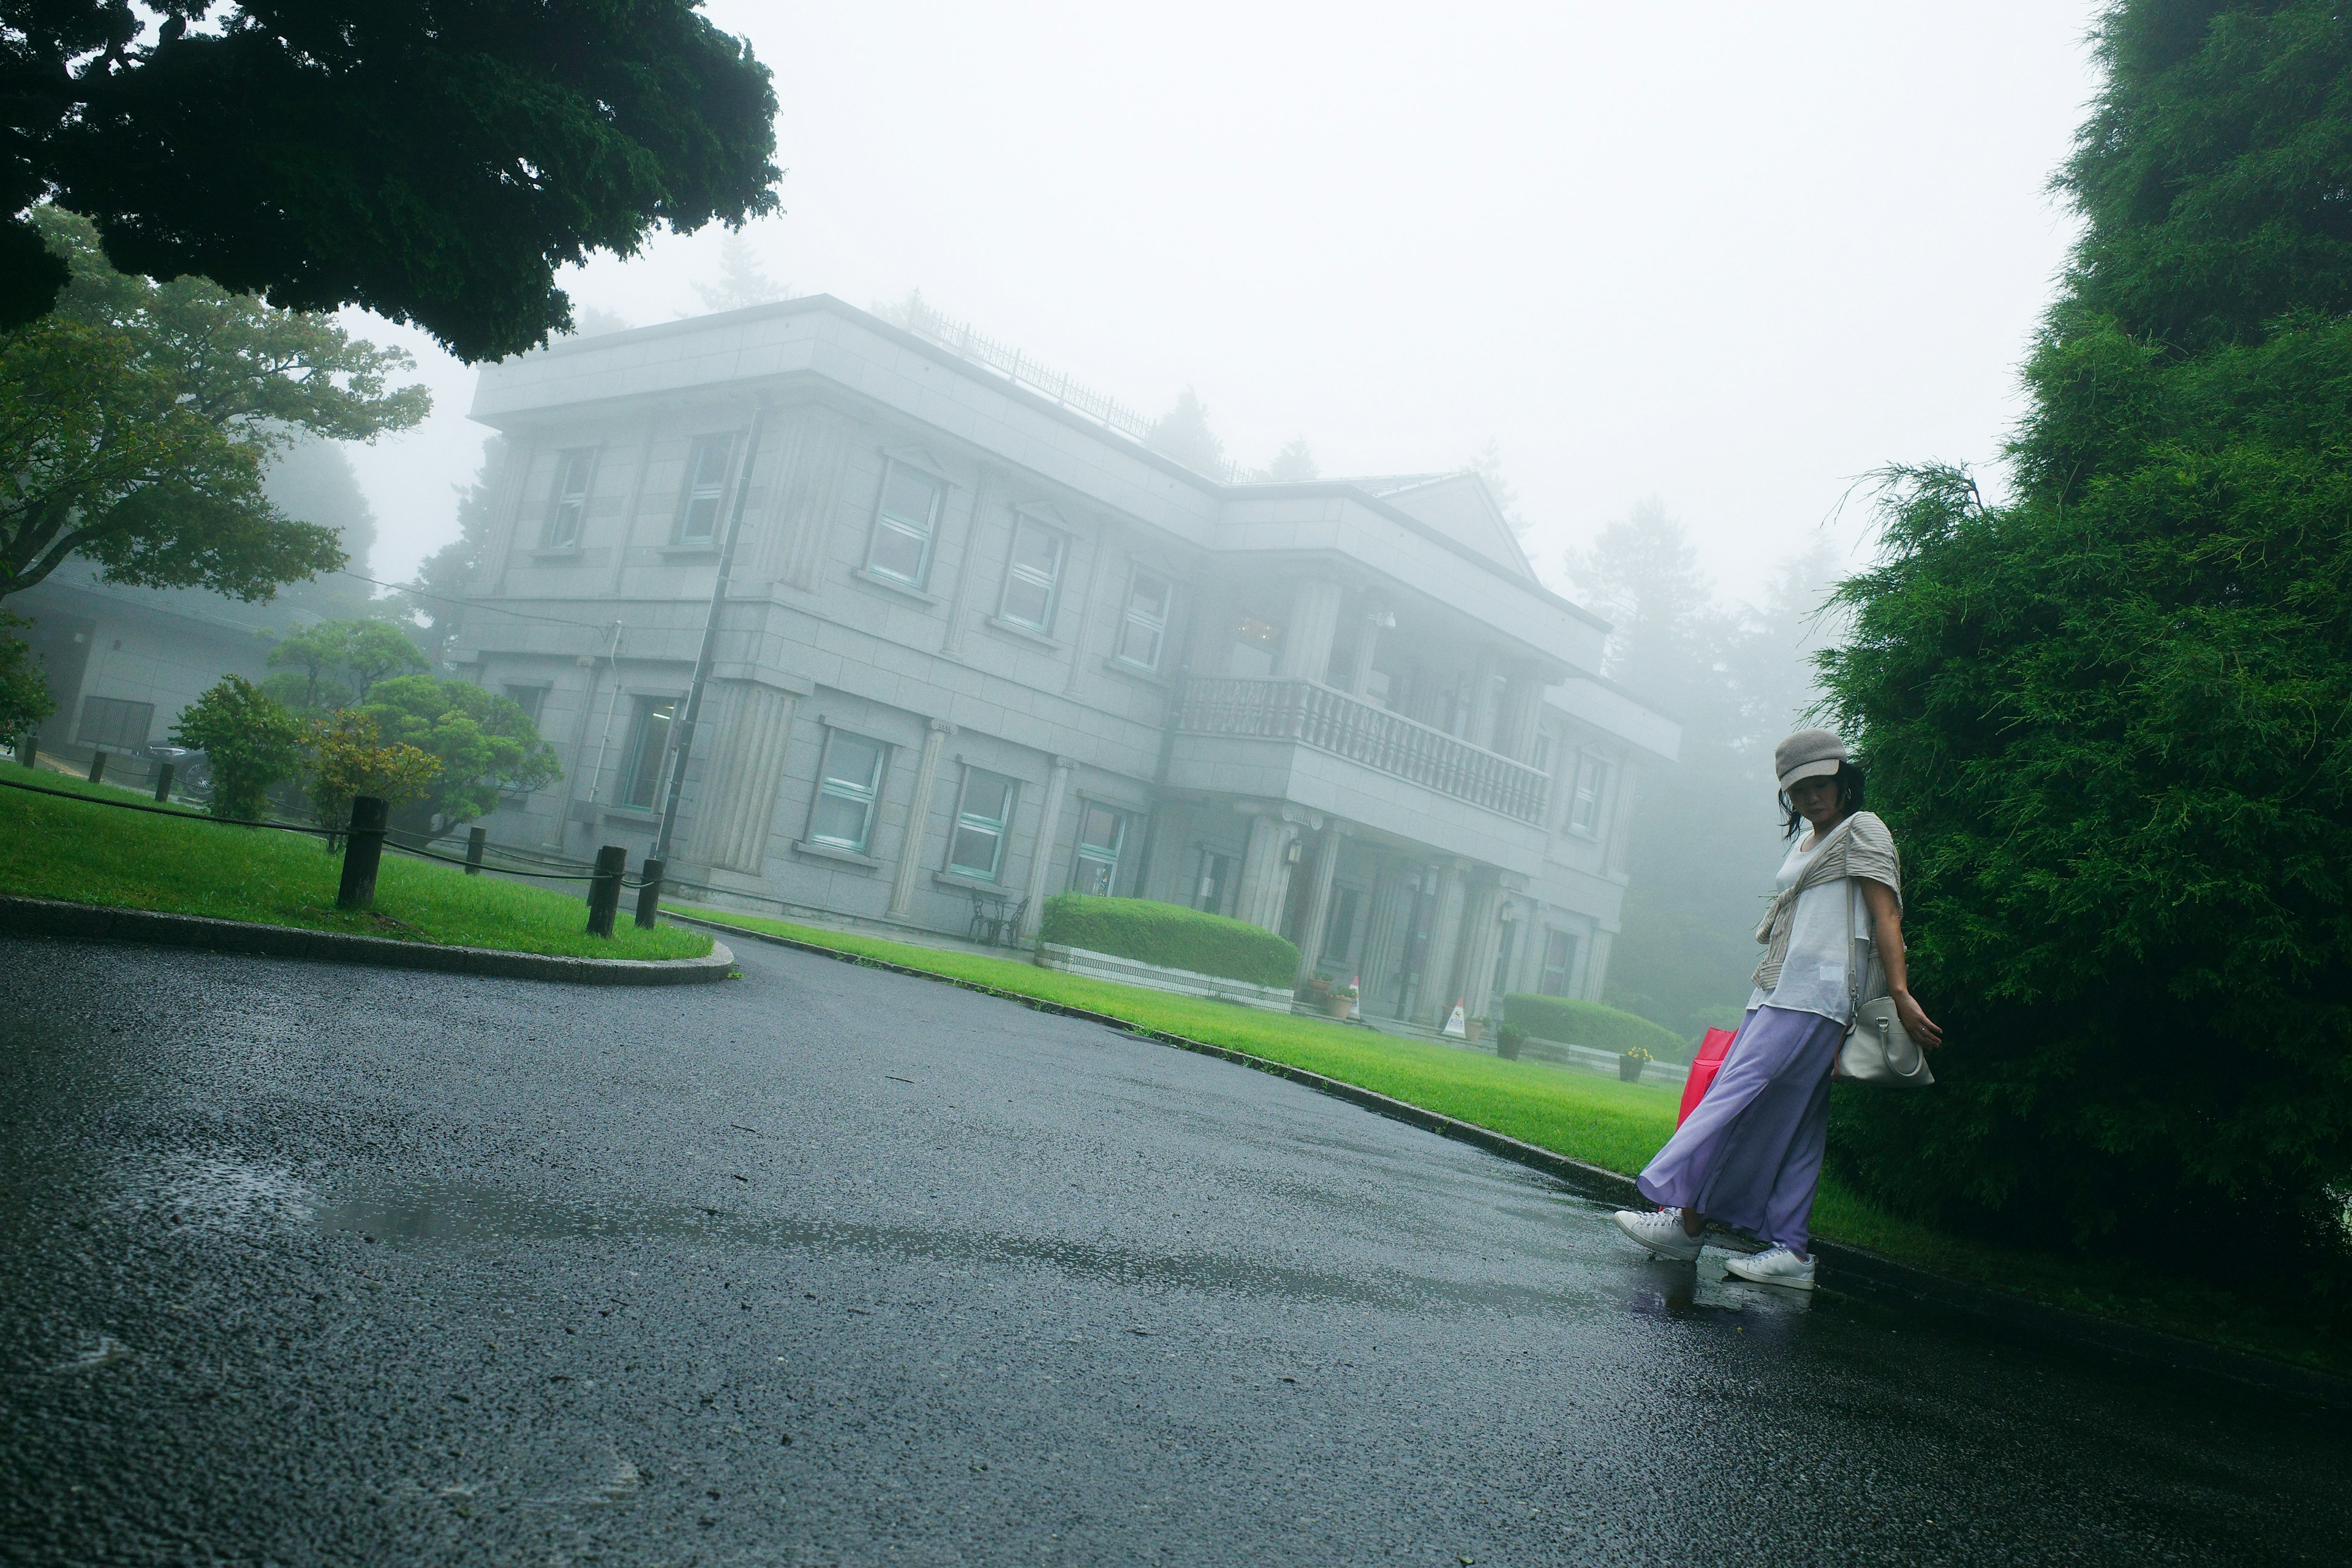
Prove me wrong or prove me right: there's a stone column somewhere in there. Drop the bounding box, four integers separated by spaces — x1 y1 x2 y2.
886 718 956 918
1289 824 1347 985
1415 862 1470 1025
939 469 998 658
1464 646 1501 747
1457 881 1507 1023
694 680 799 874
1494 671 1545 761
1275 579 1344 682
1018 756 1075 940
752 409 859 592
1582 928 1615 1003
1357 858 1409 1012
1234 810 1299 933
1347 604 1392 696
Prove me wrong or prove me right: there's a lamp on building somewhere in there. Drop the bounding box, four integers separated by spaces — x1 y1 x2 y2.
1284 838 1303 864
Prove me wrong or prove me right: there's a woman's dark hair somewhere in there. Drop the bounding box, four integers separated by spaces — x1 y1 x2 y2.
1782 762 1865 837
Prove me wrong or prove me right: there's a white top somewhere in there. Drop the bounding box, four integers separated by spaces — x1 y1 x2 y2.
1746 829 1877 1023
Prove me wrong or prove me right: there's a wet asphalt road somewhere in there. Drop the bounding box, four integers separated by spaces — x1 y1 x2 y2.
1 933 2342 1567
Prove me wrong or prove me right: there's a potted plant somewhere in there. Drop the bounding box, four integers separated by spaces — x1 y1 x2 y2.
1466 1014 1487 1044
1324 974 1359 1021
1495 1022 1525 1061
1618 1044 1653 1083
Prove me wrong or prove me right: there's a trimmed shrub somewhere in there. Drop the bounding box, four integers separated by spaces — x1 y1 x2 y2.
1501 994 1688 1063
1038 894 1298 989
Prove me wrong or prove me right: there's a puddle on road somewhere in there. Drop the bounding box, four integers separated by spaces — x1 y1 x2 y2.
107 1150 315 1235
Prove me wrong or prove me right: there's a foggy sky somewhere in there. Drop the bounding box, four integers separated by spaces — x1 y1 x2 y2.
341 2 2105 614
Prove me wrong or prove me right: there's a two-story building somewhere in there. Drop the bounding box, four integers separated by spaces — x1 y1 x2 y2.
454 296 1678 1029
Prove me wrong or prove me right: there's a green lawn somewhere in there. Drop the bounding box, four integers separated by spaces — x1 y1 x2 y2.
1 773 711 961
679 902 2352 1381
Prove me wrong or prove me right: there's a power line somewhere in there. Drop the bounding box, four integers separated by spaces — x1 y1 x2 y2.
327 568 621 632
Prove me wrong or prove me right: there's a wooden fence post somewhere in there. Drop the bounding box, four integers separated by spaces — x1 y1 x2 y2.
153 762 175 802
337 796 390 911
86 750 105 784
634 857 665 929
464 826 487 876
586 845 626 937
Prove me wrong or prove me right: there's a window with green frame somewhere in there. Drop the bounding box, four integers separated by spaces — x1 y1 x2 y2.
1068 801 1127 895
676 433 734 543
998 517 1065 633
1115 568 1172 670
948 767 1018 880
809 731 888 853
866 462 943 586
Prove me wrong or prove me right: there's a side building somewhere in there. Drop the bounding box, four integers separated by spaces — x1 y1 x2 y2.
456 297 1679 1028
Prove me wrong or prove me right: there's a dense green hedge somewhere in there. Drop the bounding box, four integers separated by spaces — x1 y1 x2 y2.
1038 895 1298 989
1501 994 1689 1062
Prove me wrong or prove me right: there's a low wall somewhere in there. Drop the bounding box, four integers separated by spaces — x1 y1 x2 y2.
1035 943 1295 1012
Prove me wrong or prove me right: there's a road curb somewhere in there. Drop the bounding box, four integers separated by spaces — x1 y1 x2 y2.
680 911 2352 1409
3 895 734 987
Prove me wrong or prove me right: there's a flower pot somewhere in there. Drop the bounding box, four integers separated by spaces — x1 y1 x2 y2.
1324 995 1354 1021
1618 1057 1645 1083
1465 1019 1483 1044
1495 1031 1523 1061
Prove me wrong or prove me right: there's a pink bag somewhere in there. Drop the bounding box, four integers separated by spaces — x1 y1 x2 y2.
1678 1027 1738 1126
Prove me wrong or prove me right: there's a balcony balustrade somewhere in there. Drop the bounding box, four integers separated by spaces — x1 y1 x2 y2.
1174 676 1549 824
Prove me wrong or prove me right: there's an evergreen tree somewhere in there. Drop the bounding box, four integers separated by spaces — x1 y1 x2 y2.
1258 437 1319 483
401 440 505 668
1822 0 2352 1283
695 230 790 314
3 0 780 360
1148 388 1226 475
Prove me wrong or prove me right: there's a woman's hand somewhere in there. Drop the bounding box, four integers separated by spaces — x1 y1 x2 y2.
1861 879 1944 1050
1892 990 1943 1050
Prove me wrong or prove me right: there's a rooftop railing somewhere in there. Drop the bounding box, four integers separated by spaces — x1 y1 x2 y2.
1174 676 1550 824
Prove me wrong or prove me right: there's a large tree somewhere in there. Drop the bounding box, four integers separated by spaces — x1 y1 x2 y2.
1821 0 2352 1283
0 208 426 604
3 1 780 360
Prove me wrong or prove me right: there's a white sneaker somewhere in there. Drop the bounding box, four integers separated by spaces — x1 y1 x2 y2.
1724 1246 1817 1290
1611 1208 1703 1261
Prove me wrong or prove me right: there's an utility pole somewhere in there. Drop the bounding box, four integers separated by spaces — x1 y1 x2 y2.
654 399 769 865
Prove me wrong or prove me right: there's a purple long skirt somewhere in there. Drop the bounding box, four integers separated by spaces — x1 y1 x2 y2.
1635 1005 1842 1256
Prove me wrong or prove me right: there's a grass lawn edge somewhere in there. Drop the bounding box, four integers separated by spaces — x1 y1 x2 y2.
674 903 2352 1393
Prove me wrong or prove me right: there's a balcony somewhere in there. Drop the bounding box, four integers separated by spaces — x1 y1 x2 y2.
1173 677 1550 824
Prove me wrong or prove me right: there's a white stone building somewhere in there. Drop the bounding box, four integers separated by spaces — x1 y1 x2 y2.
455 296 1678 1027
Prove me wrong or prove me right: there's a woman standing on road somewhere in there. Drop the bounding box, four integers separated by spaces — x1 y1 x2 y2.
1612 728 1940 1289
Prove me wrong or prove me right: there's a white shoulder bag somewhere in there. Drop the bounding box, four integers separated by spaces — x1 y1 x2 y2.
1836 876 1934 1088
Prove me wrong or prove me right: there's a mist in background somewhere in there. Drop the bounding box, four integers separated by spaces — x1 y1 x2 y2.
320 1 2107 1033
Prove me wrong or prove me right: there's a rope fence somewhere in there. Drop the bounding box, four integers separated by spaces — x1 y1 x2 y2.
4 770 671 931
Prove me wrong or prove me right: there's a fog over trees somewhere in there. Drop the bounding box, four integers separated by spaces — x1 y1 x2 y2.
1566 499 1844 1040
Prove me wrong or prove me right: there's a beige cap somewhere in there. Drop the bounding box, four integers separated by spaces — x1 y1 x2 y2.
1775 728 1848 791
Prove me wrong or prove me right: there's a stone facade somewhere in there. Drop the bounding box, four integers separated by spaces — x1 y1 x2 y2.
456 296 1679 1026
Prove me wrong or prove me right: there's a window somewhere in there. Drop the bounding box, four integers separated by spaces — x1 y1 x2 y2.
1322 886 1363 965
77 695 154 752
808 731 888 853
1115 568 1172 671
1230 615 1282 678
1193 848 1234 914
1491 920 1520 998
543 449 595 548
997 517 1065 633
948 768 1018 880
866 462 943 586
676 434 735 543
620 698 677 810
1539 930 1577 997
1567 752 1611 837
502 684 548 725
1069 801 1128 895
